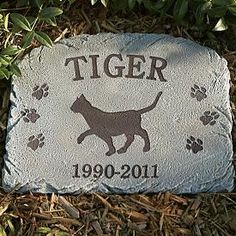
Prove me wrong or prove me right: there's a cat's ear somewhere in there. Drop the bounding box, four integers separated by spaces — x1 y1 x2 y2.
78 94 85 100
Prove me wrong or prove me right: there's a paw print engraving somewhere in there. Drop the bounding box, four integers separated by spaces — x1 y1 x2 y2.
200 111 219 126
27 134 45 151
32 83 49 100
191 84 207 101
21 109 40 123
186 136 203 154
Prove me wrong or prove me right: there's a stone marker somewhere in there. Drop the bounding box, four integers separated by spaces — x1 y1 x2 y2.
2 33 235 194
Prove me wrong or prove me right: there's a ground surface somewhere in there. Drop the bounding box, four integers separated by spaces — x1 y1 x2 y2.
0 3 236 236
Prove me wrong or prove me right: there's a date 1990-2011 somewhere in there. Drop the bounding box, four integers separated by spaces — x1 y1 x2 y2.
72 164 159 179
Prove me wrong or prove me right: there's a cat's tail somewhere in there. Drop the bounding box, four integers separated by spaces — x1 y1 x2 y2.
138 92 163 114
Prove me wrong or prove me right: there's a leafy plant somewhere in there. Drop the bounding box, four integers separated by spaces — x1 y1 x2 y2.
0 214 15 236
0 0 63 80
104 0 236 32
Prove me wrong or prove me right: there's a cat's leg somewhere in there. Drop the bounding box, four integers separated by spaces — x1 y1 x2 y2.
117 134 134 154
77 129 94 144
136 128 150 152
97 134 116 156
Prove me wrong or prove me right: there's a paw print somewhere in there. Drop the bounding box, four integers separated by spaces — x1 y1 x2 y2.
200 111 219 126
191 84 207 101
186 136 203 154
21 109 40 123
32 83 49 100
27 134 45 151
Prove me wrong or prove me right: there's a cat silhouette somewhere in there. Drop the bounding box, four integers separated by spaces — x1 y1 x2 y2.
71 92 162 156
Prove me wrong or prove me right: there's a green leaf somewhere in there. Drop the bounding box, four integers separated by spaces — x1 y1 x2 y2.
33 0 44 8
128 0 136 9
6 219 15 235
0 67 10 79
4 13 9 31
9 63 22 77
228 6 236 15
37 227 51 234
101 0 108 7
173 0 189 22
208 6 227 17
0 2 9 9
21 31 35 48
1 46 20 56
201 1 213 12
35 31 53 47
55 232 70 236
39 7 63 19
213 17 228 31
157 0 176 16
10 13 32 31
212 0 234 6
195 2 212 26
11 23 22 34
0 225 7 236
91 0 98 5
44 17 57 26
0 55 11 66
27 16 37 26
143 0 166 13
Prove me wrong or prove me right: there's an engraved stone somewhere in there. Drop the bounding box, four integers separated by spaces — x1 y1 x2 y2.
2 33 234 193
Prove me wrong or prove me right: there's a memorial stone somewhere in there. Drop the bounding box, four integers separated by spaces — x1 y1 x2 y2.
2 33 234 193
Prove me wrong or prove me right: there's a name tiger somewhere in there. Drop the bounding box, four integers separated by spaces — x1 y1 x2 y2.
65 54 167 82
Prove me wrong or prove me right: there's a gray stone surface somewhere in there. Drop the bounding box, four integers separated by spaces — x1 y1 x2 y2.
2 33 235 194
